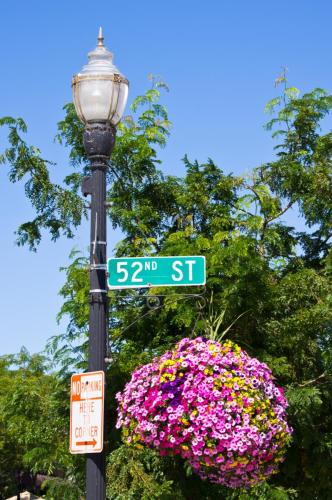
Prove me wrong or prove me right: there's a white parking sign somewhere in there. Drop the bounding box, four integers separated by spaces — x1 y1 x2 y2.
70 371 104 454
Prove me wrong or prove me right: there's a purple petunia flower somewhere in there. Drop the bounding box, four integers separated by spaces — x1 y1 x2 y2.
116 338 292 488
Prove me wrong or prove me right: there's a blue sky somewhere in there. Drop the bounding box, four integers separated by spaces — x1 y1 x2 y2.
0 0 331 355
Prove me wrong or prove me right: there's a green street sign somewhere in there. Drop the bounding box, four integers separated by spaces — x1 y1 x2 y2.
108 256 206 289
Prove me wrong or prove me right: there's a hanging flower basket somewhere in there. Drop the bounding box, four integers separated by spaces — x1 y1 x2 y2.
116 337 292 488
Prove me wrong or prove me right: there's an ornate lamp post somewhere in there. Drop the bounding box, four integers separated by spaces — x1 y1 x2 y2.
72 28 129 500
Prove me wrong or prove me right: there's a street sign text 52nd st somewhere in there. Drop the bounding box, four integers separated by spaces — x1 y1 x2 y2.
108 256 206 289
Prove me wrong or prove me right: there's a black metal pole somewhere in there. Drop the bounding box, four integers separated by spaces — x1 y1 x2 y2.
82 121 116 500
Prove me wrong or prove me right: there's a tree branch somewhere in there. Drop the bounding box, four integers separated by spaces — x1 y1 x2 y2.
265 200 296 226
299 372 327 387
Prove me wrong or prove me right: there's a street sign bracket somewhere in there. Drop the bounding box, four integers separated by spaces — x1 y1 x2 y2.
109 287 207 340
143 289 207 310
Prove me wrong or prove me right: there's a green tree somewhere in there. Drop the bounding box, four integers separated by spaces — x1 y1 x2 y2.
1 77 332 498
0 348 84 499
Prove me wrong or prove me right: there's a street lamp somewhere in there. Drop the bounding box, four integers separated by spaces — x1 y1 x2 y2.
73 27 128 125
72 28 128 500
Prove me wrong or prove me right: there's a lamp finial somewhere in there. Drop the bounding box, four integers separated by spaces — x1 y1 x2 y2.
97 27 104 47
